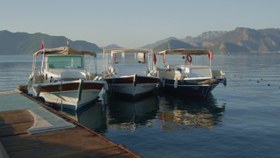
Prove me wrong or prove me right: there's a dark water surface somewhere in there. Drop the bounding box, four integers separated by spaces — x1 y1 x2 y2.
1 53 280 157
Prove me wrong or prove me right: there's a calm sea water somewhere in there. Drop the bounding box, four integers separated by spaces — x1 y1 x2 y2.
1 53 280 157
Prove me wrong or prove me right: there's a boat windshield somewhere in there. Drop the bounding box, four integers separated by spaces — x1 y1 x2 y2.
47 55 84 69
113 52 146 64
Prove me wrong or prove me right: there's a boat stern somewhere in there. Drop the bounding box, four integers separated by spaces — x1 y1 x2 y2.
212 70 227 86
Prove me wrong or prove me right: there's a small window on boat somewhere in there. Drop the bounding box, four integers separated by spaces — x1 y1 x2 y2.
47 56 84 69
137 52 146 63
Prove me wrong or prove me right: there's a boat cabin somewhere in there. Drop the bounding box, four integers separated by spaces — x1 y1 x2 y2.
31 47 97 83
157 49 214 80
45 54 86 81
103 48 153 77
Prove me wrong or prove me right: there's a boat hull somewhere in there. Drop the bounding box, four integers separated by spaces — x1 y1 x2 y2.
105 75 159 97
33 80 104 111
160 78 224 98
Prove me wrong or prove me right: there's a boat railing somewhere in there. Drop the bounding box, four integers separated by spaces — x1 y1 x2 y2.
159 64 213 80
158 68 181 80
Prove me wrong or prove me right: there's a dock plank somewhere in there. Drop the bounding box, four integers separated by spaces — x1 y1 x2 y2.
1 127 135 158
0 110 33 136
0 92 141 158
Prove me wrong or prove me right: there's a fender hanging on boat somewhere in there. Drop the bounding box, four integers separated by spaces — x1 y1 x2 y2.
174 79 178 88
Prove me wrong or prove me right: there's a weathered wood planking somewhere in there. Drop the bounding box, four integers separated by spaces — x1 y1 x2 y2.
0 93 141 158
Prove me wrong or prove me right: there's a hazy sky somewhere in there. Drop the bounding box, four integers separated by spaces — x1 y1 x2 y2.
1 0 279 47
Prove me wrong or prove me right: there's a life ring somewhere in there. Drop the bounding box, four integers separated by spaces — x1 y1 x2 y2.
186 55 192 63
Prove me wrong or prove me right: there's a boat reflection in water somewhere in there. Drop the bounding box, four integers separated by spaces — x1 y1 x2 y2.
60 101 107 133
158 94 225 130
107 95 159 131
59 93 224 133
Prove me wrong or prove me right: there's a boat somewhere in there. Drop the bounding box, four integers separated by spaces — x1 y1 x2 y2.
102 48 159 98
156 49 226 98
28 46 104 111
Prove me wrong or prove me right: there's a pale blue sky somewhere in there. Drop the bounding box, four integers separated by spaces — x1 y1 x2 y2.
1 0 279 47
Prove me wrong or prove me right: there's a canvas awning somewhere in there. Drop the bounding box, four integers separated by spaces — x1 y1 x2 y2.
33 47 96 57
103 48 152 54
157 49 211 55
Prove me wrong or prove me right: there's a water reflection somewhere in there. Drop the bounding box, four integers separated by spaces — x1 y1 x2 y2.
107 95 159 131
60 101 107 133
55 93 224 133
158 94 225 130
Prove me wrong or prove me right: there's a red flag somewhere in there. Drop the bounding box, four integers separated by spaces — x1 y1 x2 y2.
208 50 214 60
153 53 157 65
40 40 45 50
113 53 117 62
162 54 166 64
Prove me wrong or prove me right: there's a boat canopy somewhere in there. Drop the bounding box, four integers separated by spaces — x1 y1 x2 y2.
158 49 211 55
103 48 151 54
33 47 96 57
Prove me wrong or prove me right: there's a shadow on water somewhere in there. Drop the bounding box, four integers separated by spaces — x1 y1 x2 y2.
59 101 108 133
107 94 159 131
157 93 226 129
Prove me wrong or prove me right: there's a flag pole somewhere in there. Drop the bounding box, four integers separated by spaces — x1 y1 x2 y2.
40 39 45 74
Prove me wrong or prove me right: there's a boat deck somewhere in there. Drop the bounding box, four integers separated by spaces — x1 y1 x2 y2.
0 90 140 158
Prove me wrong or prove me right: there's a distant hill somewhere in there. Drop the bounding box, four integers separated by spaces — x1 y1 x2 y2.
187 27 280 53
145 27 280 53
2 27 280 54
0 30 101 55
143 37 177 49
153 39 196 52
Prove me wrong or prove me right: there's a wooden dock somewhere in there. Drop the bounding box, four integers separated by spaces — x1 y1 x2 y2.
0 90 141 158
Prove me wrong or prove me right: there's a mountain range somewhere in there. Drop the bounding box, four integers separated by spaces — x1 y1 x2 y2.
1 27 280 55
147 27 280 53
0 30 101 55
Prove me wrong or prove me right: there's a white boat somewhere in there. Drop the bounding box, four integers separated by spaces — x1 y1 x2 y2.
28 46 104 111
156 49 226 98
102 48 159 98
